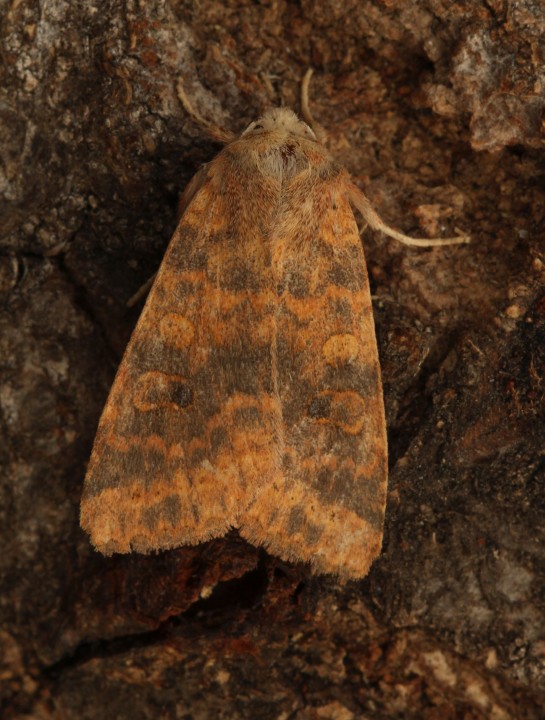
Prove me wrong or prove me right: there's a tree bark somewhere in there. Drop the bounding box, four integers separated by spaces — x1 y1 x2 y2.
1 1 544 718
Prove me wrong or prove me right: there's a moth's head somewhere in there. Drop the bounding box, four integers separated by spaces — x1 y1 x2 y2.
240 108 317 141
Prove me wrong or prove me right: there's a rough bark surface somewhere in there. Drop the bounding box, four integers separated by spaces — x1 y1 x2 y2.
1 1 545 718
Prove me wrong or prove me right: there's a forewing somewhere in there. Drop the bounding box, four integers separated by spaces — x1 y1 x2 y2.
81 158 283 554
240 173 387 579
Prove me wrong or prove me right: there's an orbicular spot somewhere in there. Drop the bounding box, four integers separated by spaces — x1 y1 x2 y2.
159 313 195 350
308 390 367 435
134 371 193 412
322 334 359 367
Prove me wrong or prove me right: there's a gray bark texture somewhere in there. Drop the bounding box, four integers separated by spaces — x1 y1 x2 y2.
1 1 545 718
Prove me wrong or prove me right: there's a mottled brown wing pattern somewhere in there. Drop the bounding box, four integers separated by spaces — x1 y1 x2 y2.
82 108 388 579
80 157 285 554
240 170 387 579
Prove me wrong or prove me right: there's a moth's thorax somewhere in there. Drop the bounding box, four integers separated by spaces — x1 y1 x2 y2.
225 108 332 182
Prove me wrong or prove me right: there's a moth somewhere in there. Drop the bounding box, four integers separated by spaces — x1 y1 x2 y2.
80 72 468 579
